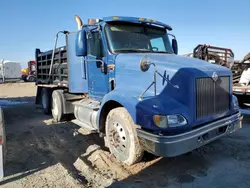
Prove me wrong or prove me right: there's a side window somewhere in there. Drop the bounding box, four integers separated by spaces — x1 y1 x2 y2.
150 37 166 51
87 32 105 57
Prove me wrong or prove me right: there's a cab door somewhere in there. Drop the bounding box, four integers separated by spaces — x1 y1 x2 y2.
86 30 109 100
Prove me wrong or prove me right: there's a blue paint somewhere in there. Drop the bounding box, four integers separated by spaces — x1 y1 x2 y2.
102 16 172 30
99 53 236 133
71 16 237 134
87 55 109 100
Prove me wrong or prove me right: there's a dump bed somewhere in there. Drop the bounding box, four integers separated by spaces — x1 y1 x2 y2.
35 46 68 86
192 44 240 83
193 45 234 66
35 31 88 93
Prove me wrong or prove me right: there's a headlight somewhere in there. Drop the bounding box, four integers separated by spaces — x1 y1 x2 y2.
232 95 239 110
153 114 187 128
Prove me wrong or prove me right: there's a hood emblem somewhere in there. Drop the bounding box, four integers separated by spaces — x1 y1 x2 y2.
212 72 218 82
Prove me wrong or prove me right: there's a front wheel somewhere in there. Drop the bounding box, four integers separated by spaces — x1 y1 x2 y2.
105 107 144 165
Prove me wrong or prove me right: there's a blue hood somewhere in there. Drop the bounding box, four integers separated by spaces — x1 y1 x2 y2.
115 53 231 96
113 53 233 133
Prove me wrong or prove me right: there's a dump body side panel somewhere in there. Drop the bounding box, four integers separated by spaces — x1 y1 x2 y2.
36 46 68 86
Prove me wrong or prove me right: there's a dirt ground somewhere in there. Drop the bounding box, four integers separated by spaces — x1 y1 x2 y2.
1 83 250 188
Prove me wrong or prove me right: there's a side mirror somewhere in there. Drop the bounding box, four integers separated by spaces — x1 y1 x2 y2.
75 29 87 56
172 39 178 55
140 56 151 72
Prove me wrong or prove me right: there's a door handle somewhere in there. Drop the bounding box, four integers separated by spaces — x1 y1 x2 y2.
86 59 106 73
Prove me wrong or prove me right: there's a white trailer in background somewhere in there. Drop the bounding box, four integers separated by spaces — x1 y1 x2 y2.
0 59 22 83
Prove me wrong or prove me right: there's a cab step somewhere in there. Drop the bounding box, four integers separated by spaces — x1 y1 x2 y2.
72 119 97 134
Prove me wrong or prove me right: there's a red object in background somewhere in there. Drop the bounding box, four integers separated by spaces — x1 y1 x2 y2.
28 61 36 75
21 61 36 82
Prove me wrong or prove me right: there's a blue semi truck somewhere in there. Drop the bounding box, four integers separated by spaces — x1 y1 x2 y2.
35 15 242 165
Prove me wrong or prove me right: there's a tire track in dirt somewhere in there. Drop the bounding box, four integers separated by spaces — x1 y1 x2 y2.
30 124 87 187
40 121 132 187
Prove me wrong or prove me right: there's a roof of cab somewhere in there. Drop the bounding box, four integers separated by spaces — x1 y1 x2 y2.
102 16 172 31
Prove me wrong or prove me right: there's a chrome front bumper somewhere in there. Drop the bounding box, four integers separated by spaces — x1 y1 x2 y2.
137 112 242 157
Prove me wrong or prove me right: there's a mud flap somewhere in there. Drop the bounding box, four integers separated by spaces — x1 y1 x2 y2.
35 86 42 105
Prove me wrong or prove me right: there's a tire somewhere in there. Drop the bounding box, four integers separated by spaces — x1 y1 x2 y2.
105 107 144 165
41 88 51 114
22 75 27 82
27 75 36 82
51 90 64 122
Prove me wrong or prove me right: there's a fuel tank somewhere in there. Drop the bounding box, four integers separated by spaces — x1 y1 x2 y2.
74 99 100 129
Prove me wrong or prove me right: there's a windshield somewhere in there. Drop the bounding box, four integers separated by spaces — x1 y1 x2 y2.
105 22 174 54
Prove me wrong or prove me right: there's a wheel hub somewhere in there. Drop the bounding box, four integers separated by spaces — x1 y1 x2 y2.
109 122 128 153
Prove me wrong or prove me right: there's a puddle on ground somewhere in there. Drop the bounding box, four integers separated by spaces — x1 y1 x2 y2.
0 99 29 107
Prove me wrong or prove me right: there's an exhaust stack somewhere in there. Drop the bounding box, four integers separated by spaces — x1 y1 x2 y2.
74 15 83 30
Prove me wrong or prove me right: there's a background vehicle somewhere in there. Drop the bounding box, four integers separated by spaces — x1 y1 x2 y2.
35 16 241 165
0 60 21 83
21 60 36 82
192 44 234 68
232 52 250 106
184 45 240 83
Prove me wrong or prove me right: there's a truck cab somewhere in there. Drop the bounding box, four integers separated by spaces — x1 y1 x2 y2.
36 16 241 165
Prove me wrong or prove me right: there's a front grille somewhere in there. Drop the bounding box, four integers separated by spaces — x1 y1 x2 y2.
196 76 230 119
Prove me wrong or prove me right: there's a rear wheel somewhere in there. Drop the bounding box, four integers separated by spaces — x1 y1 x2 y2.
41 88 51 114
105 107 144 165
51 90 64 122
27 75 36 82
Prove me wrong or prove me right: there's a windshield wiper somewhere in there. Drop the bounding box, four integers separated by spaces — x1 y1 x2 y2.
114 48 151 53
152 51 172 54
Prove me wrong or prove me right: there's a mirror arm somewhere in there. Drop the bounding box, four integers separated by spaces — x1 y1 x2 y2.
138 62 179 100
138 81 155 101
139 63 156 100
168 33 176 39
156 70 179 89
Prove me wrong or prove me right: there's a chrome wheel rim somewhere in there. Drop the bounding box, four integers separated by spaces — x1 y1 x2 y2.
109 121 130 157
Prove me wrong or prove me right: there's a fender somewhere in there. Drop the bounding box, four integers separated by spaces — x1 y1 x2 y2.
97 88 193 133
97 89 139 127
